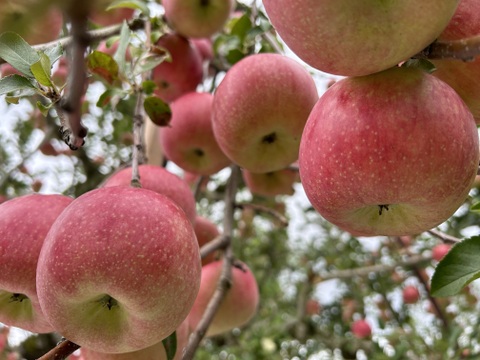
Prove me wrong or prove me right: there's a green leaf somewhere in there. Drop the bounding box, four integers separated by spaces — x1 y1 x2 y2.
144 96 172 126
36 101 52 116
161 331 177 360
230 14 252 43
470 202 480 213
0 32 40 77
430 236 480 297
114 22 131 73
96 88 127 108
133 53 168 76
44 43 64 65
0 74 36 95
107 0 150 16
86 50 119 84
30 53 53 87
401 58 436 73
141 80 156 95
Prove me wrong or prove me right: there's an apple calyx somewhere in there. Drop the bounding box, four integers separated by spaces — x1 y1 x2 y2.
262 132 277 145
378 205 390 215
10 293 28 303
99 295 118 310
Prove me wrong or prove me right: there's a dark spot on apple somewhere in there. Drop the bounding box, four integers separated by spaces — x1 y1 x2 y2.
262 132 277 144
193 148 205 157
378 204 390 215
10 293 28 303
200 0 210 6
160 81 169 89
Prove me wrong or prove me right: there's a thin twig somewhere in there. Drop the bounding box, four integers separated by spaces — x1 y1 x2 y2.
200 234 230 260
36 338 80 360
415 34 480 61
182 165 240 360
235 202 289 227
427 229 461 244
131 93 144 187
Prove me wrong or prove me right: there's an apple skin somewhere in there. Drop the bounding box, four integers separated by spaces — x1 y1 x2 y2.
152 33 204 103
0 194 73 333
161 92 231 175
351 319 371 339
78 317 190 360
263 0 458 76
194 216 220 265
402 285 420 304
299 66 479 237
163 0 234 38
89 7 135 26
212 53 318 173
242 168 296 197
188 260 259 336
102 164 197 224
432 243 452 262
191 38 214 62
431 0 480 123
36 186 201 353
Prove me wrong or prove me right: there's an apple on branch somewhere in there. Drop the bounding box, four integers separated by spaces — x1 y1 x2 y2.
402 285 421 305
212 53 318 173
36 186 201 353
194 216 221 265
299 65 479 236
0 194 73 333
242 168 297 197
351 319 372 339
262 0 459 76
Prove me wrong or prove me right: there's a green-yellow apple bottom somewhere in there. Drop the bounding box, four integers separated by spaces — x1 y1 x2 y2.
212 53 318 173
242 168 296 197
36 186 201 353
262 0 459 76
299 66 479 237
0 194 73 333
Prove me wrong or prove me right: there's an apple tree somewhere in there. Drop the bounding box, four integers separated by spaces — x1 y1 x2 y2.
1 0 480 359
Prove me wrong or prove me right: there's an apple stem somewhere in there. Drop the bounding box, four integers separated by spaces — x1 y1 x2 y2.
36 338 80 360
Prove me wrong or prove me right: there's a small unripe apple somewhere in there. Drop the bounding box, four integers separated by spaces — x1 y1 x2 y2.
188 260 259 336
402 285 420 304
432 243 452 262
0 194 73 333
351 319 371 339
37 186 201 353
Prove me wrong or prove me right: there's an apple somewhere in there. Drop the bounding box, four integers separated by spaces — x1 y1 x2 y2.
242 168 296 197
431 0 480 123
194 216 220 265
161 92 231 175
402 285 420 304
183 171 209 191
36 186 201 353
212 53 318 173
102 164 197 224
79 318 190 360
89 7 135 26
305 299 321 316
52 57 69 86
188 260 259 336
96 40 132 61
0 64 21 77
162 0 234 38
351 319 371 339
0 194 73 333
299 66 479 237
191 38 214 62
432 243 452 262
152 33 204 103
262 0 458 76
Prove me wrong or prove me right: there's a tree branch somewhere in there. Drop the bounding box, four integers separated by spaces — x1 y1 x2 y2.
235 202 289 227
414 34 480 61
182 165 240 360
427 229 461 244
36 338 79 360
200 234 230 260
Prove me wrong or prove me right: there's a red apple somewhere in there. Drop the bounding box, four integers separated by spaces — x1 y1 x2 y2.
194 216 220 265
36 186 201 353
299 66 479 236
351 319 371 339
0 64 21 77
306 299 321 316
262 0 458 76
0 194 73 333
152 33 204 103
432 243 452 262
431 0 480 123
188 260 259 336
402 285 420 304
242 168 296 197
212 53 318 173
161 92 231 175
102 164 197 224
162 0 234 38
96 40 132 61
89 7 135 26
191 38 214 62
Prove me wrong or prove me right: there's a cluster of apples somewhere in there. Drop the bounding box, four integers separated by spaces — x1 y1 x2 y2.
0 164 259 358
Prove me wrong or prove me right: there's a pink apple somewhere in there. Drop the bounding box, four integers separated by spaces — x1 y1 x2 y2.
79 317 190 360
299 66 479 236
242 168 296 197
212 53 318 173
402 285 420 304
432 243 452 262
194 216 220 265
191 38 214 62
152 33 204 103
432 0 480 123
36 186 201 353
0 64 21 77
161 92 231 175
263 0 458 76
306 299 321 316
96 40 132 61
188 260 259 336
351 319 371 339
162 0 234 38
102 164 197 224
0 194 73 333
